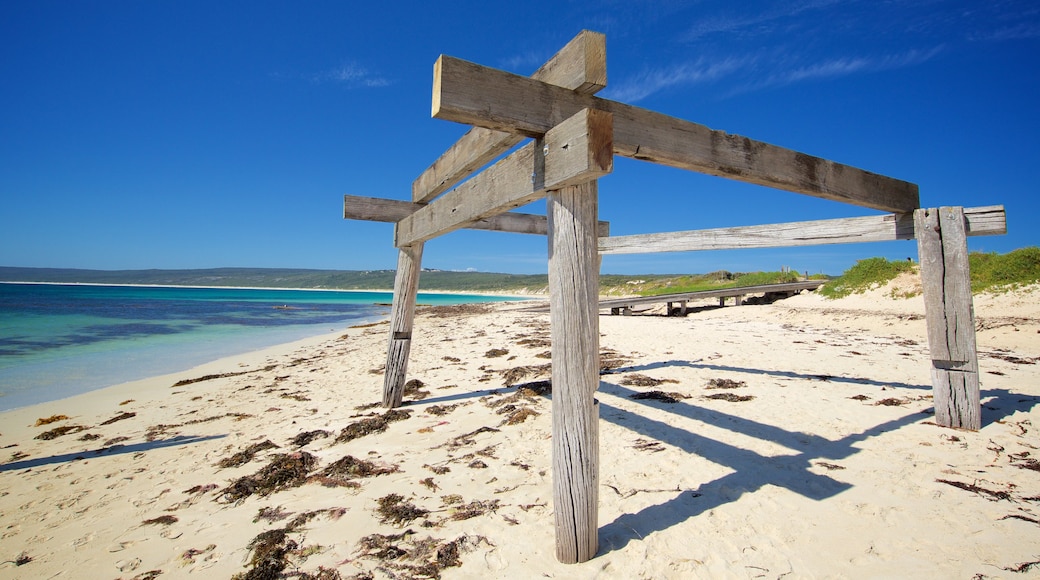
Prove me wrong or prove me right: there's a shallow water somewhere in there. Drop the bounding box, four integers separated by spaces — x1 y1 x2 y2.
0 283 518 410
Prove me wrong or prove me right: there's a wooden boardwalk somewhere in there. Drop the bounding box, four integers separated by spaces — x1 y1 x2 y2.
522 279 825 315
600 280 825 314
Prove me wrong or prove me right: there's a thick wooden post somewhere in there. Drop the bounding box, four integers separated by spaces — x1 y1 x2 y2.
915 207 981 430
383 242 424 408
548 180 600 563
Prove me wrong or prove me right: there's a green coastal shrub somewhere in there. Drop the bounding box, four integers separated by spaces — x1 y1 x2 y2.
820 247 1040 299
968 247 1040 293
819 257 916 299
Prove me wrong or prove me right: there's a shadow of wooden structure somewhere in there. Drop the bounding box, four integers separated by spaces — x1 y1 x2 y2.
343 31 1007 563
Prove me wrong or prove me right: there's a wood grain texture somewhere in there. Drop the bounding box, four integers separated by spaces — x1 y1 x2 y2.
413 30 606 204
344 194 610 236
548 181 600 564
432 55 920 212
396 108 612 247
915 207 981 430
382 243 424 409
599 205 1005 254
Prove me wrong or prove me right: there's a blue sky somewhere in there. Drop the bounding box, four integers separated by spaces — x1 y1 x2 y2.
1 1 1037 276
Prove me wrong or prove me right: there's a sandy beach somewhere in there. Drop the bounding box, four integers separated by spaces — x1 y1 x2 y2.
2 280 1039 579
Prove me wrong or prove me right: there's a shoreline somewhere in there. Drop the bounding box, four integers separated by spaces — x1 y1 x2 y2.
0 280 541 299
1 287 1038 578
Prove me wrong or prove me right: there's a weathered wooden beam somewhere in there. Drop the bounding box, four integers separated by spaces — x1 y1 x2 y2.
599 205 1005 254
344 194 610 236
915 207 981 430
382 243 424 409
396 108 613 247
432 55 920 213
413 30 607 204
548 180 600 564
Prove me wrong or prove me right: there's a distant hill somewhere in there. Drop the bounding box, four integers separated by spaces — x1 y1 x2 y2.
0 266 559 292
0 266 801 295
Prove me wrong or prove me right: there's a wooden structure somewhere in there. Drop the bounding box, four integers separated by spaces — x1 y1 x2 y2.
343 31 1007 563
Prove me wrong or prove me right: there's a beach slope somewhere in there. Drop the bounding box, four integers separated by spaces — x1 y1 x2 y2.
2 283 1039 578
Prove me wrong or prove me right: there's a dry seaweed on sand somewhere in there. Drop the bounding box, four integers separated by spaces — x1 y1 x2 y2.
935 478 1013 501
485 348 509 358
500 407 540 425
320 455 399 479
234 528 298 580
217 440 280 469
425 404 459 416
291 430 331 448
218 452 318 503
404 379 431 401
630 391 690 404
376 494 429 526
34 425 88 440
335 409 413 444
705 393 755 402
355 531 488 578
442 426 500 449
500 364 551 386
633 438 665 453
706 378 747 389
254 505 295 523
621 374 678 387
1004 560 1040 573
875 397 909 406
34 414 69 426
173 366 275 387
421 303 492 317
141 515 178 526
99 411 136 425
448 499 501 521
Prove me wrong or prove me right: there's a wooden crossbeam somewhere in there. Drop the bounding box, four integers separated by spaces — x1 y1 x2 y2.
395 108 613 247
413 30 607 204
432 55 921 213
599 205 1005 254
343 194 610 236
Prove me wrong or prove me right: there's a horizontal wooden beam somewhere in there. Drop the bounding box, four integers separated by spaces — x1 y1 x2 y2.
432 55 920 213
396 108 613 247
343 194 610 236
599 205 1005 255
413 30 607 204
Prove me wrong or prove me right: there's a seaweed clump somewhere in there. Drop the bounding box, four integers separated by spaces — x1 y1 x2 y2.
218 452 317 504
335 410 412 444
34 425 88 440
706 378 747 389
621 374 677 387
291 430 331 448
705 393 755 402
217 440 280 469
99 411 137 425
630 391 690 404
35 414 69 426
376 494 429 526
354 531 487 578
309 455 399 488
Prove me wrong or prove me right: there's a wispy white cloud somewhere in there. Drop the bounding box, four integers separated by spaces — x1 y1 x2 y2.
498 51 547 74
605 56 750 103
308 61 391 87
682 0 843 41
737 45 945 93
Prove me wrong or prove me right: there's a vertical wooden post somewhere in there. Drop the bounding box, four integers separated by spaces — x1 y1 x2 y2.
383 242 424 408
548 180 600 564
915 207 981 430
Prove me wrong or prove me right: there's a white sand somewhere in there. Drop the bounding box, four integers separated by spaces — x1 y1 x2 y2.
1 282 1038 579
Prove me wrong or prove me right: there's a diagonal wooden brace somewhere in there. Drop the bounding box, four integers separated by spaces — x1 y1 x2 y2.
394 108 613 248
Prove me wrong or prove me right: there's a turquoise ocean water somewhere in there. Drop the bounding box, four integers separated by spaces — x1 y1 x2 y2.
0 283 519 411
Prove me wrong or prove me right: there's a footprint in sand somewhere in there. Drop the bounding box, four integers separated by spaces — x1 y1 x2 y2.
116 557 142 572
